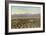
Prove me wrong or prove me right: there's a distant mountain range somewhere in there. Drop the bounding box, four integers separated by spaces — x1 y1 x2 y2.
11 14 40 19
12 14 40 17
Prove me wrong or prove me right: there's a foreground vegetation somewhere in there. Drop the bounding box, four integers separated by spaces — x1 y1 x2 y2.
11 17 40 29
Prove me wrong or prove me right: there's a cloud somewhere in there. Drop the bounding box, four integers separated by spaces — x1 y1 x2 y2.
11 6 41 15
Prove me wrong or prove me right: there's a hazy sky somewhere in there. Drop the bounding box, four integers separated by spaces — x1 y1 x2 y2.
11 6 41 15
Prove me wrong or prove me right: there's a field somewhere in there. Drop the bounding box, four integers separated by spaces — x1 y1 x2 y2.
11 14 40 29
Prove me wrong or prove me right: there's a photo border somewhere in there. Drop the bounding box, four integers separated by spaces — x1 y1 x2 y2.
5 0 45 35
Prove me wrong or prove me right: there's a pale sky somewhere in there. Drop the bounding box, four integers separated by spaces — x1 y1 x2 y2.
11 6 41 15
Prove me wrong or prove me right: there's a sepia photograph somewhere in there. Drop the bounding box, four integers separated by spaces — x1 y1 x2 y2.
11 6 40 28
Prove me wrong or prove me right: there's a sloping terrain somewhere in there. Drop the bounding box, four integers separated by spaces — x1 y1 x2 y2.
11 14 40 29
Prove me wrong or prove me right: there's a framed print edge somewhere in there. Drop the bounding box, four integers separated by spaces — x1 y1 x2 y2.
5 0 45 35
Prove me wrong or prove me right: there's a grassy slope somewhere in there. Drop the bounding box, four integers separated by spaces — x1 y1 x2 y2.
11 14 40 29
